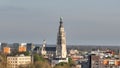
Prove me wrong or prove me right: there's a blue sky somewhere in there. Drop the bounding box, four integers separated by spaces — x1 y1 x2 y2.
0 0 120 45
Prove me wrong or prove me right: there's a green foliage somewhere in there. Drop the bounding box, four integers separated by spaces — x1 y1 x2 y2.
25 61 51 68
0 54 7 68
23 51 30 56
56 62 67 66
68 57 75 67
34 54 45 62
68 58 72 63
54 62 70 68
18 51 30 56
32 54 51 68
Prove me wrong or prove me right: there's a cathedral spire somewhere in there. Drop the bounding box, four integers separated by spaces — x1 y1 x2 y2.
56 17 67 58
59 17 63 27
60 17 63 23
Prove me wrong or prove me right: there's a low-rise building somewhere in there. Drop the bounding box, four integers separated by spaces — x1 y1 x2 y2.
7 54 31 68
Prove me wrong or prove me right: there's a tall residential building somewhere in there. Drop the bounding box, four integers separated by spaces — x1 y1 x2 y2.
56 17 67 58
7 54 31 68
18 45 26 52
12 43 19 51
1 43 8 51
3 46 11 54
90 55 100 68
26 43 35 52
88 54 104 68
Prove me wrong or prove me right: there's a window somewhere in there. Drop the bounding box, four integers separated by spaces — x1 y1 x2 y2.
15 61 17 63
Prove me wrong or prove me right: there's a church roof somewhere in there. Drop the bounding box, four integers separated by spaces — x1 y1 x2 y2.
45 47 56 51
33 46 40 51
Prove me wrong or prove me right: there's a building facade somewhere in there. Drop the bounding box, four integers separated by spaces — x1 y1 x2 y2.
3 46 11 54
1 43 8 51
41 40 47 56
7 55 31 68
26 43 35 52
18 45 26 52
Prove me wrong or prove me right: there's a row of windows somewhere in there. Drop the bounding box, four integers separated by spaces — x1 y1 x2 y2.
8 66 18 68
7 64 18 68
8 64 18 66
8 58 17 60
8 61 31 64
8 61 17 63
8 58 30 60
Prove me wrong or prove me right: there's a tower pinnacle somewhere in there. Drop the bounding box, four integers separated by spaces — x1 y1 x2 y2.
59 17 63 28
60 17 63 21
60 17 63 24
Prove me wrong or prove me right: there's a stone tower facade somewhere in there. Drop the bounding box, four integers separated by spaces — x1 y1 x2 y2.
41 40 46 56
56 17 67 58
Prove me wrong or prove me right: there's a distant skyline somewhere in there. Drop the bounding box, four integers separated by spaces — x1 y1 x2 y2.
0 0 120 45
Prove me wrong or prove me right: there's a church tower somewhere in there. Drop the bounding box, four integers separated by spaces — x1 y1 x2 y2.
56 17 67 58
41 40 46 56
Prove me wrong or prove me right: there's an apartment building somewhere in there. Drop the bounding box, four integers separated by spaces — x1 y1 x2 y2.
7 54 31 68
3 46 11 54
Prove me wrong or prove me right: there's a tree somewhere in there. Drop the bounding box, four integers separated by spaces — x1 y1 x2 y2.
23 51 30 56
32 54 51 68
0 53 7 68
34 54 45 62
54 62 70 68
68 57 75 67
25 61 51 68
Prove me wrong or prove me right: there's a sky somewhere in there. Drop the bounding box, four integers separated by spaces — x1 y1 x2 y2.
0 0 120 45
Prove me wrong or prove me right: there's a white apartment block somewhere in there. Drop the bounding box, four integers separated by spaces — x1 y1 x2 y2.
7 54 31 68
